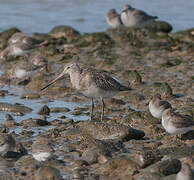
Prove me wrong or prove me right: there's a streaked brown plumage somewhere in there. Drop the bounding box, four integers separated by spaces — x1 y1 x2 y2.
41 62 131 120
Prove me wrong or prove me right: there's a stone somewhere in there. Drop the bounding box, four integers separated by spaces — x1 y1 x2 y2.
35 166 63 180
77 121 145 141
38 105 50 115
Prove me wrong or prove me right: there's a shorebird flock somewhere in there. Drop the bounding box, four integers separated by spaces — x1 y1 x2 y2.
0 32 48 83
0 4 193 173
149 93 194 135
106 4 158 28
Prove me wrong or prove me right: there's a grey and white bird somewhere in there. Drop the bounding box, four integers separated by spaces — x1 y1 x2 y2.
162 108 194 135
8 32 42 46
1 42 40 59
106 9 123 28
32 137 54 162
41 62 131 121
121 4 158 27
149 93 172 119
8 58 47 80
176 163 194 180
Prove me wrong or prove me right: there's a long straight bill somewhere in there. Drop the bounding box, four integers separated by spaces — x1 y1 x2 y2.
41 70 65 91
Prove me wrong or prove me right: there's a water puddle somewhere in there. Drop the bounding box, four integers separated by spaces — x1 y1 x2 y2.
0 69 89 134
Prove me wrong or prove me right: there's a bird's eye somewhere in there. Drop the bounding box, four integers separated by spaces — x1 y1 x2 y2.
67 66 70 69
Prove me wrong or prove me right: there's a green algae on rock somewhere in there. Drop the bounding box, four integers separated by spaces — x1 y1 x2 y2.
77 121 145 141
49 25 80 42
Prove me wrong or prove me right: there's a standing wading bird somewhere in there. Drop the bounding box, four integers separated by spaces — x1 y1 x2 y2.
106 9 123 28
41 62 132 121
121 4 158 28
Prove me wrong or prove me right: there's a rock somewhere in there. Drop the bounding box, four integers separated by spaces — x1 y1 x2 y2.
50 107 70 113
50 25 80 42
81 147 109 164
181 130 194 140
35 166 63 180
4 114 17 127
77 121 145 141
95 154 140 179
0 90 8 97
20 93 40 99
106 26 146 45
123 70 142 86
122 110 161 127
79 138 120 164
145 21 173 33
38 105 50 115
0 170 14 180
136 158 181 179
158 144 193 159
161 174 177 180
3 151 24 159
127 150 162 168
20 118 37 127
153 82 173 98
36 119 51 126
14 155 39 179
0 103 32 113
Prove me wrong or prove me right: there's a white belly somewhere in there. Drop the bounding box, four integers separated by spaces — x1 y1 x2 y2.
107 18 121 28
0 143 9 153
15 69 28 79
32 152 51 162
149 102 163 119
121 12 137 27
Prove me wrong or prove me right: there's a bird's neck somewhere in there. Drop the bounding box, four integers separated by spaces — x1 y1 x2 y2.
69 68 82 89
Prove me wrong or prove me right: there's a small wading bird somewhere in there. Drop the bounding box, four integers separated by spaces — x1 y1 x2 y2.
41 62 131 121
8 32 42 46
149 93 172 119
32 137 54 162
162 108 194 135
121 4 158 28
106 9 123 28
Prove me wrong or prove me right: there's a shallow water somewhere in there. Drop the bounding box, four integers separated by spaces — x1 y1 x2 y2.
0 0 194 34
0 82 89 134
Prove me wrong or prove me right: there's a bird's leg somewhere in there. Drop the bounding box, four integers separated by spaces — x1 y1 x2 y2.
101 98 105 121
90 98 94 120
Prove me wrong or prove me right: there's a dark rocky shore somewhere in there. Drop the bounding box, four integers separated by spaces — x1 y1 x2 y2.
0 21 193 180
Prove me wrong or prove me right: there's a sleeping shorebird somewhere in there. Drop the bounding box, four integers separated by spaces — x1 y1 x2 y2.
0 32 42 60
8 59 47 81
8 32 42 46
121 4 158 27
41 62 131 121
149 93 172 119
106 9 123 28
162 108 194 135
0 42 40 59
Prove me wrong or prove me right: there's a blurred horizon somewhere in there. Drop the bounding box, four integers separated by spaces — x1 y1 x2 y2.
0 0 194 34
